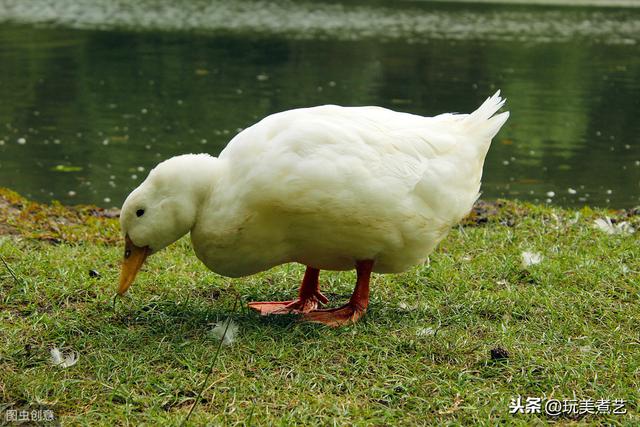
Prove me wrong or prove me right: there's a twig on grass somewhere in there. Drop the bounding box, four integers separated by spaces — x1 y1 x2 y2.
0 255 24 287
181 295 240 426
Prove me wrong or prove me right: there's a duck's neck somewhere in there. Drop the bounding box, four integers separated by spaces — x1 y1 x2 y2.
153 154 226 230
181 155 225 208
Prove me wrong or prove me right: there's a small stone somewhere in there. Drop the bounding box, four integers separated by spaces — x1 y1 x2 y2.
490 347 509 360
89 269 100 278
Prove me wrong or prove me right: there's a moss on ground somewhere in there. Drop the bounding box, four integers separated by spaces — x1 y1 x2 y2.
1 188 638 425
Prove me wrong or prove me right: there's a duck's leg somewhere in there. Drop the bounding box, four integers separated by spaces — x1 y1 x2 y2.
303 260 373 327
247 266 328 315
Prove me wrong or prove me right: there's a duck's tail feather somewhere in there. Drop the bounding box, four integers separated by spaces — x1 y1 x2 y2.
464 90 509 140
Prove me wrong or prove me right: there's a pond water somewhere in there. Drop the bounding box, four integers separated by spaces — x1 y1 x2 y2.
0 0 639 208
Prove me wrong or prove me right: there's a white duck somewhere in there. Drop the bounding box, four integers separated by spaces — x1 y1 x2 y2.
118 92 509 326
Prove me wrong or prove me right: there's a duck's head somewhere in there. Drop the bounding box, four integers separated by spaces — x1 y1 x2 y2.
117 154 217 295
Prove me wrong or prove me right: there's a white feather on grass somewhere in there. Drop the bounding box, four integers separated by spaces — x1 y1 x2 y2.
569 212 581 225
417 327 436 337
210 319 239 346
593 217 635 235
521 251 543 268
398 302 419 311
50 347 78 368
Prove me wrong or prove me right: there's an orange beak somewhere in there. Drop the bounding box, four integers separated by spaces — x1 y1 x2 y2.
117 235 151 296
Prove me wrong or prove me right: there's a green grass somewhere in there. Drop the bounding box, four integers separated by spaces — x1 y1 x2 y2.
1 189 639 425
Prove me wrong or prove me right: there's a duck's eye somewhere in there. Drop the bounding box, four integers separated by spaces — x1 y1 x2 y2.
136 209 145 217
125 249 131 259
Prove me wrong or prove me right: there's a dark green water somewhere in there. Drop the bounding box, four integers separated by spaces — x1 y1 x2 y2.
0 1 639 207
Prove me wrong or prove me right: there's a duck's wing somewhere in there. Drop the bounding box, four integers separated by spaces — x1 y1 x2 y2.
220 93 508 222
219 107 429 209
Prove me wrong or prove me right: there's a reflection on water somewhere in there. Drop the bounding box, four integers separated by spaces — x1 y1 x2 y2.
2 0 640 45
0 1 639 208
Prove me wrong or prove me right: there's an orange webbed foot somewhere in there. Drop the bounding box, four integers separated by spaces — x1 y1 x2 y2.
248 291 328 315
247 301 296 315
302 304 366 327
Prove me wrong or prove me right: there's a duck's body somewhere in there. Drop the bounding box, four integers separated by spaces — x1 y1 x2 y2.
118 92 509 326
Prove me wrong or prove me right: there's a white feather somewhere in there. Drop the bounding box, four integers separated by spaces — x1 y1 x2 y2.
593 217 635 235
417 327 436 337
210 319 238 346
50 347 78 368
521 251 543 268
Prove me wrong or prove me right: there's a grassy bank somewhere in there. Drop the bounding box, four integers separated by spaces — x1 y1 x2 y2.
1 187 638 425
